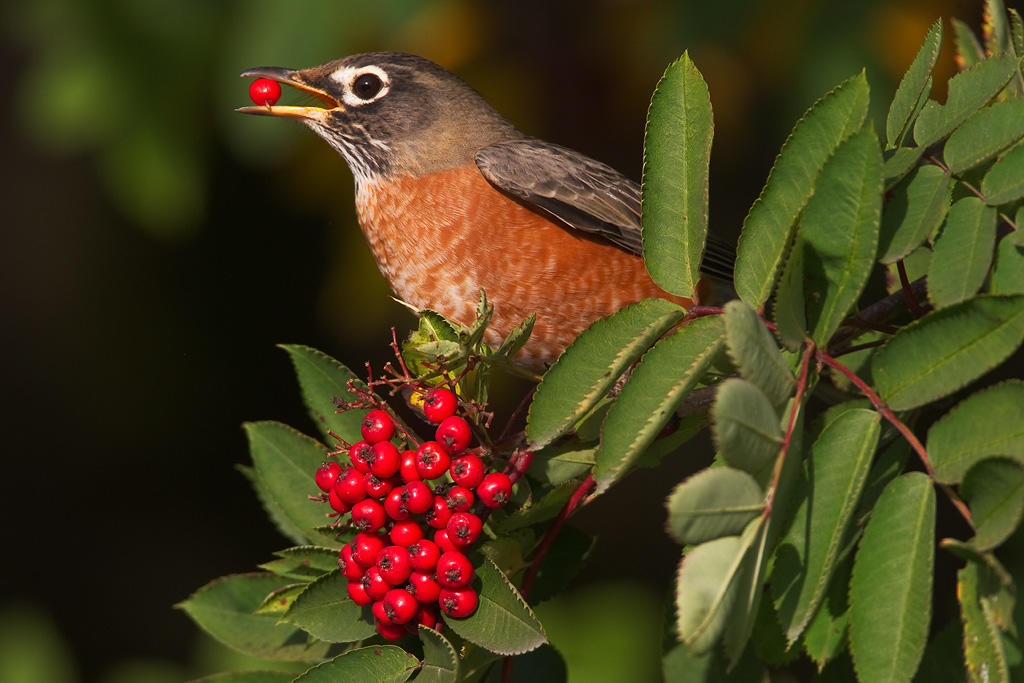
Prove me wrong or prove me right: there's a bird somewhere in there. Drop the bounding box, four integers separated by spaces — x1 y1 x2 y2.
237 52 732 369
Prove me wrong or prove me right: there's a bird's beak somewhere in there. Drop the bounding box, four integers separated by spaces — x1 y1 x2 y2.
236 66 341 122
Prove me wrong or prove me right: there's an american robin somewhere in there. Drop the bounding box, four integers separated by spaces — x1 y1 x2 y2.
238 52 731 369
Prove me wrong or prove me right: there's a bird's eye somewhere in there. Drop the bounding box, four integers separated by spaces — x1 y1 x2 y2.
352 73 384 100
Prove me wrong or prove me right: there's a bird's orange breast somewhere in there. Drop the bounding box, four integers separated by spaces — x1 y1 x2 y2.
354 165 690 368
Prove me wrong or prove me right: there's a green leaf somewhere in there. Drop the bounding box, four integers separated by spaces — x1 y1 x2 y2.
496 313 535 360
911 619 967 683
878 164 953 264
722 518 771 666
794 124 883 346
417 626 459 683
279 345 367 445
772 408 881 644
871 294 1024 410
442 558 546 656
985 0 1012 55
772 235 807 351
280 571 375 643
886 20 944 149
735 72 870 309
178 573 331 662
944 99 1024 174
962 458 1024 551
593 315 724 493
958 561 1011 683
675 518 764 655
884 146 926 190
245 421 340 548
927 379 1024 483
991 233 1024 294
723 300 794 407
951 18 987 71
527 525 595 605
849 472 935 683
255 583 307 615
294 645 418 683
914 54 1017 148
1012 8 1024 56
641 51 714 296
665 466 764 545
525 299 686 448
802 554 853 671
982 143 1024 206
927 197 997 308
273 546 341 574
490 480 576 533
530 442 595 487
239 464 308 547
712 378 783 481
193 673 294 683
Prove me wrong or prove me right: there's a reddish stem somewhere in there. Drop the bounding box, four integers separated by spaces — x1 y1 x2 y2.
896 259 927 318
816 349 973 526
687 305 724 319
832 339 887 358
764 343 814 517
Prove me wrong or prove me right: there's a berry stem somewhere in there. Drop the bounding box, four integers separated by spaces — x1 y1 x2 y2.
896 259 927 318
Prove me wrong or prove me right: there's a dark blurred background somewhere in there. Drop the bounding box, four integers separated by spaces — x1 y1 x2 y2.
0 0 994 680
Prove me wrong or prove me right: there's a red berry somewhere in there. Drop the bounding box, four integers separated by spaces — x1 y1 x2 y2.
362 565 392 600
434 528 458 553
412 602 441 630
407 571 441 603
384 487 411 521
416 441 451 480
382 588 418 624
327 488 351 514
363 473 395 499
334 468 367 504
399 450 420 482
439 587 478 618
423 387 458 423
348 441 373 473
350 499 386 532
425 495 453 529
248 78 281 106
315 461 343 492
435 416 472 454
346 579 372 606
371 599 389 623
445 485 475 512
402 480 434 515
446 512 482 548
450 454 485 489
376 545 412 585
476 472 513 508
407 539 441 572
370 441 401 478
350 532 386 568
361 409 395 444
376 618 406 640
436 551 474 589
390 520 424 547
338 544 365 581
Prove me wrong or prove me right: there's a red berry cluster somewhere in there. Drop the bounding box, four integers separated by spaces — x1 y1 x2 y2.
312 387 513 640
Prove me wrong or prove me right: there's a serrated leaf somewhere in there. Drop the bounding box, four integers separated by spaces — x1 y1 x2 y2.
417 626 458 683
723 300 794 407
962 458 1024 551
178 573 331 662
274 546 341 574
991 233 1024 294
255 583 307 615
280 571 374 643
849 472 935 683
496 313 535 360
944 98 1024 174
530 442 595 487
245 421 340 548
797 124 884 345
666 467 764 545
772 235 807 351
735 72 870 308
642 51 714 296
490 480 576 533
238 464 308 547
1012 8 1024 56
722 517 771 666
442 558 546 656
952 18 987 71
984 0 1011 56
879 164 954 264
958 561 1011 683
712 378 783 480
675 517 764 655
927 197 997 308
871 294 1024 410
525 299 686 448
911 619 968 683
884 146 927 190
982 143 1024 206
279 345 367 445
294 645 418 683
593 315 724 493
193 673 294 683
927 380 1024 483
887 20 944 149
914 55 1017 147
772 408 881 644
802 554 853 671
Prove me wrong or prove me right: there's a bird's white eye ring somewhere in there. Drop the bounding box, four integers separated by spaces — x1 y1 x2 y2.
331 65 390 106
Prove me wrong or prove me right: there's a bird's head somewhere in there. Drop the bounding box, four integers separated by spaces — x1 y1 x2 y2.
238 52 519 182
